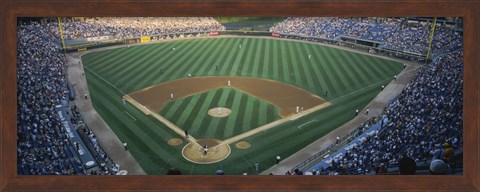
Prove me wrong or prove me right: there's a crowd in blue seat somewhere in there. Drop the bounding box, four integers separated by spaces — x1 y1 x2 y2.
271 17 461 56
312 49 463 176
16 21 116 175
16 22 81 175
47 17 226 40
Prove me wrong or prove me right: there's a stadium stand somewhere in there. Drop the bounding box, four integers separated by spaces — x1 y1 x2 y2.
47 17 226 40
16 21 92 175
17 22 115 175
270 17 461 56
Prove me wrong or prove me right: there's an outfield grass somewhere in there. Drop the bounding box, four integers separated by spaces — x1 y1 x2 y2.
160 88 281 140
82 37 403 175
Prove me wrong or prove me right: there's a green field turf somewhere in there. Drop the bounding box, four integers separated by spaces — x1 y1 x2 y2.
160 88 281 140
82 37 404 175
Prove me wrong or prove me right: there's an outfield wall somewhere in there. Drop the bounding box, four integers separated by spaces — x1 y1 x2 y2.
65 31 213 53
66 30 428 64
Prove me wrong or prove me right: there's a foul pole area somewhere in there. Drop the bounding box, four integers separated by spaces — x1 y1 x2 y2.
57 17 67 55
424 17 437 64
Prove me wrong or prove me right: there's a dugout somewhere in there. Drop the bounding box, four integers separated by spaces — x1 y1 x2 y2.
67 83 75 100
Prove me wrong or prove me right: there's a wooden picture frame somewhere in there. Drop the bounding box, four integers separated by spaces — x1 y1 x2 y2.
1 0 478 191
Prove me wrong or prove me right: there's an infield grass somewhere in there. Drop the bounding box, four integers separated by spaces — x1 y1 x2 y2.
160 87 281 140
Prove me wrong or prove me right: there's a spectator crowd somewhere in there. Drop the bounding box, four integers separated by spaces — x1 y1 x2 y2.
270 17 461 56
16 21 118 175
47 17 226 40
17 22 81 175
306 49 463 176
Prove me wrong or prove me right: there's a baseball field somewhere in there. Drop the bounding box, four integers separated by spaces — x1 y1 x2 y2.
81 37 404 175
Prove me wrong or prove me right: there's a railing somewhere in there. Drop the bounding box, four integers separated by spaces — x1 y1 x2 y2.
290 117 378 173
63 30 217 52
69 105 118 174
276 32 429 64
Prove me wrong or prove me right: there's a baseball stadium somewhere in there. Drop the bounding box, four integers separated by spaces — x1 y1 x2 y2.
16 17 463 176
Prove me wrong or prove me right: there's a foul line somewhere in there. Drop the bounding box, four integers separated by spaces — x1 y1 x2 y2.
150 111 202 148
217 102 332 147
215 64 420 146
82 65 202 148
298 120 318 129
83 66 128 96
327 64 423 104
123 111 136 121
123 95 202 148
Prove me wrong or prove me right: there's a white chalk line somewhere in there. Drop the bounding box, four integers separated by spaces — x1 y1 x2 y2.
123 111 136 121
298 119 318 129
328 65 423 104
83 66 128 96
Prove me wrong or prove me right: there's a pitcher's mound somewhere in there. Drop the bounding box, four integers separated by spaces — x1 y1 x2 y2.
182 139 231 164
167 138 183 146
208 107 231 118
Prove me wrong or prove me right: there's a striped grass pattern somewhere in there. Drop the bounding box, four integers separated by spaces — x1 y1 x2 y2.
82 37 403 175
160 88 281 140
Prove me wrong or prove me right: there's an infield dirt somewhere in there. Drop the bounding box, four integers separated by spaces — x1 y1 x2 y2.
128 76 326 118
